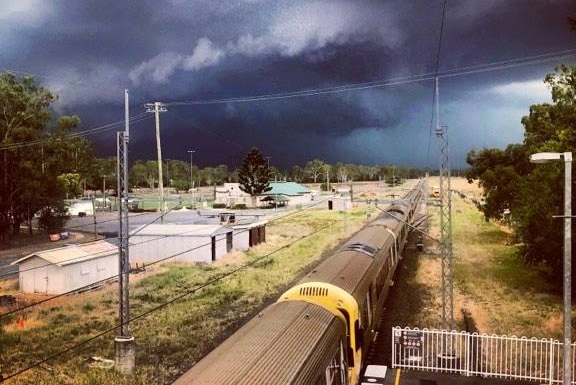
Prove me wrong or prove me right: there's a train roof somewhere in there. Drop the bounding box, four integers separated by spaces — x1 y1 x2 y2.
173 300 345 385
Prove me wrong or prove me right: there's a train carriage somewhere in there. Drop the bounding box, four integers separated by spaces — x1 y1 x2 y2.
172 181 424 385
173 301 349 385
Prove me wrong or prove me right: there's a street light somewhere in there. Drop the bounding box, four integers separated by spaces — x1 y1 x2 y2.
188 150 196 207
530 151 572 385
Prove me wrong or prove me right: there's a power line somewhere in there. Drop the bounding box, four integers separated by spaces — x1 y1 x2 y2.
1 215 340 382
3 185 421 381
427 0 449 169
0 113 152 151
0 199 329 318
163 48 576 107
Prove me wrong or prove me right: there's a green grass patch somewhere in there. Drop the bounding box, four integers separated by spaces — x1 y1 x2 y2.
1 199 377 385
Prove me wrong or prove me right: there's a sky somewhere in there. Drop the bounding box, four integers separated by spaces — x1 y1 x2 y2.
1 0 575 170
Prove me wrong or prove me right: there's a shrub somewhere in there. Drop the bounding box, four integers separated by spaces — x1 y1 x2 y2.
212 203 226 209
233 204 247 210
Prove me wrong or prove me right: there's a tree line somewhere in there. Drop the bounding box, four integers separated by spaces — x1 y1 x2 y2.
0 72 426 239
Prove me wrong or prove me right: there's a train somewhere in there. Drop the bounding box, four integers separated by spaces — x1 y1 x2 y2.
172 181 424 385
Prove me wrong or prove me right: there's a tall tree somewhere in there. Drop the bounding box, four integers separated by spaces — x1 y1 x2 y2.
305 159 326 183
0 73 67 237
238 147 271 207
467 65 576 288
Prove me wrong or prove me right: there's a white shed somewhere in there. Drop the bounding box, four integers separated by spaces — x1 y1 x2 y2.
11 241 118 294
328 197 353 211
129 224 234 265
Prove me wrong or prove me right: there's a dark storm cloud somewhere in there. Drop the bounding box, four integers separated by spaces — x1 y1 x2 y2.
1 0 575 168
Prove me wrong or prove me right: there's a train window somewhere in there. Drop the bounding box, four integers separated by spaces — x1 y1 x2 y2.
343 242 377 258
388 208 405 216
365 291 372 326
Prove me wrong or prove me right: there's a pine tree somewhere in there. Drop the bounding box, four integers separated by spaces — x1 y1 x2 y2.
238 147 271 207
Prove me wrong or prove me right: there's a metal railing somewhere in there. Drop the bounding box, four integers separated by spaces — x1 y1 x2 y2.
392 327 576 383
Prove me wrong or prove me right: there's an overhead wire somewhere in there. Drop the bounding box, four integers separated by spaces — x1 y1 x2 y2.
3 184 421 381
163 48 576 107
1 210 342 382
426 0 448 168
0 112 152 151
0 198 329 318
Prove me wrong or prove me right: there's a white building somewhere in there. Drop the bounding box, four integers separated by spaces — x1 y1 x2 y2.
65 199 94 216
11 241 118 294
129 224 234 265
215 182 313 207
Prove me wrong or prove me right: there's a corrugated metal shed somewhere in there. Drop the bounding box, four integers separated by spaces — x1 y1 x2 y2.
12 241 117 266
129 224 234 265
11 240 118 294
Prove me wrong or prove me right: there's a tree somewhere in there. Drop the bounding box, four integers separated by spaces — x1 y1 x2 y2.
466 65 576 288
290 165 305 182
238 147 271 207
130 160 149 188
304 159 326 183
0 73 90 237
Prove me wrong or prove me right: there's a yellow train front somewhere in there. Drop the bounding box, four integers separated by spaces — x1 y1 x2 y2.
173 182 423 385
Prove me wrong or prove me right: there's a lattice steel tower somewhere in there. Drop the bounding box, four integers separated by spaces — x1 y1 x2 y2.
436 122 454 331
115 90 134 373
434 77 454 331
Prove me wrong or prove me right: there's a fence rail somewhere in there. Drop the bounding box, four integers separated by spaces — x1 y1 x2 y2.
391 327 575 383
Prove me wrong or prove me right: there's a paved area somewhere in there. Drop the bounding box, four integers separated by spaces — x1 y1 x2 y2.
381 369 534 385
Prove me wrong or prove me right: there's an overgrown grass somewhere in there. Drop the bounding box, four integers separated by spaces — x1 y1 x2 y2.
1 198 382 385
427 194 563 338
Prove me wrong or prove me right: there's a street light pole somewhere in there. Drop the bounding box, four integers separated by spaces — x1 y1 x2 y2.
188 150 196 207
530 151 572 385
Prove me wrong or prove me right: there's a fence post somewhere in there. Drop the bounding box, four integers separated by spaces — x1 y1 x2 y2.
465 331 470 376
549 338 555 385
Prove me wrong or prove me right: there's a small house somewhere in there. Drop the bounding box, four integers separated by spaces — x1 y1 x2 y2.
11 241 118 294
215 182 313 207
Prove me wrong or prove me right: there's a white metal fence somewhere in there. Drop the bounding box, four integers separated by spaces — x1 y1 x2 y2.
392 327 576 383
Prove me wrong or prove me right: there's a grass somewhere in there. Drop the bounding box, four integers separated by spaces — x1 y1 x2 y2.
0 198 377 385
420 190 563 339
5 179 562 383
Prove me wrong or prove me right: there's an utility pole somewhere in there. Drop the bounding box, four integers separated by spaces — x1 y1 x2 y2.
188 150 196 207
115 90 134 373
325 165 330 193
146 102 166 221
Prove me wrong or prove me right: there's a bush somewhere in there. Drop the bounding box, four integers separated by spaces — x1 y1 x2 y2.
212 203 226 209
233 204 247 210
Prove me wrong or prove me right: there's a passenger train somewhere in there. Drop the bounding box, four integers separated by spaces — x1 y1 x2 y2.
172 181 424 385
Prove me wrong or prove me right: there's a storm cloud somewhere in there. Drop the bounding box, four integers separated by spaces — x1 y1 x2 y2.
1 0 575 169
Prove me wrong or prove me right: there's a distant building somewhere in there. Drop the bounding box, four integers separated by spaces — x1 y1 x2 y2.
11 241 118 294
215 182 314 207
327 197 353 211
65 199 94 216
